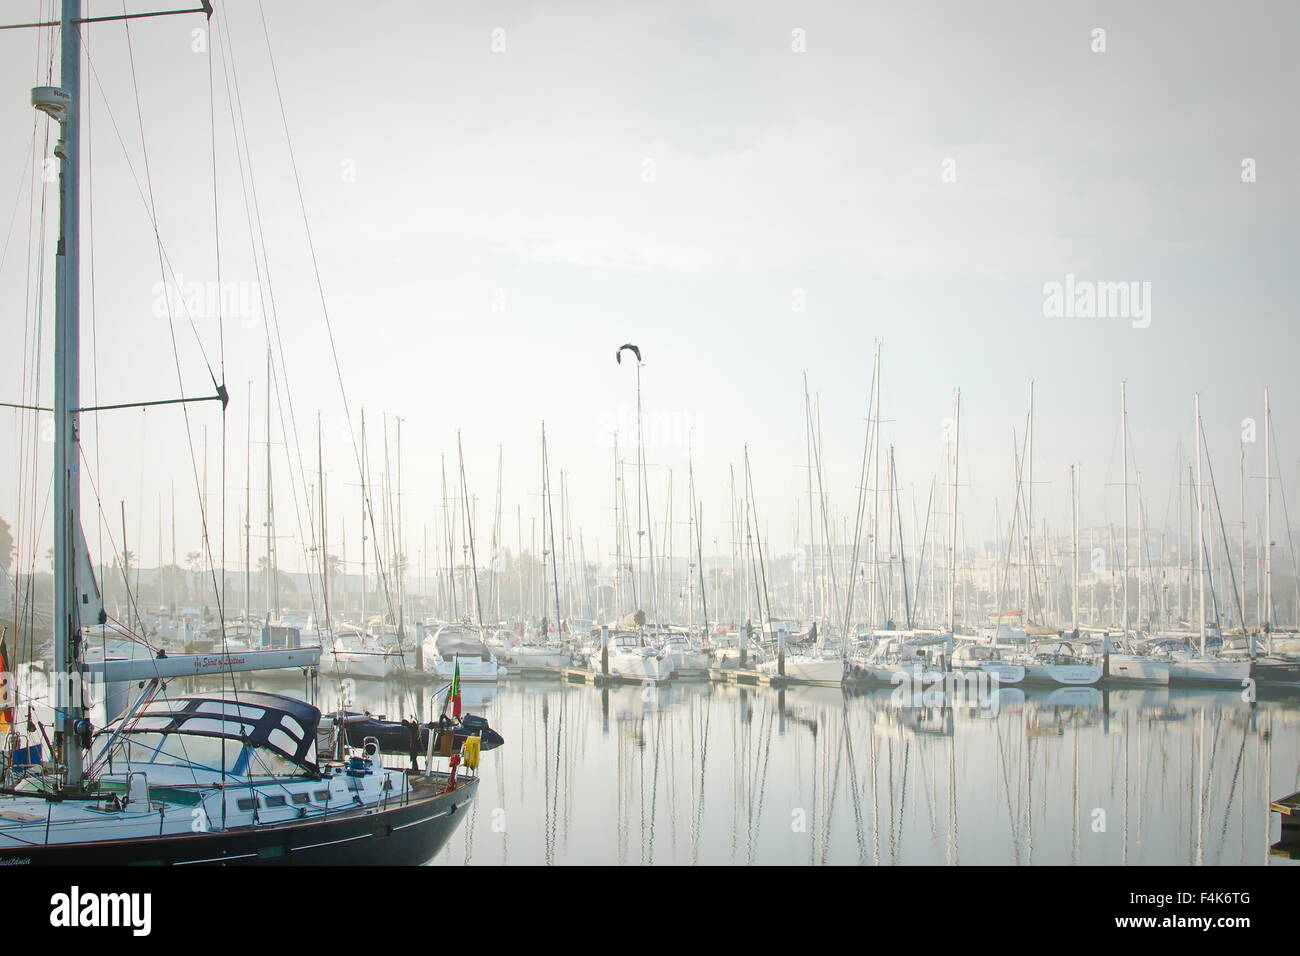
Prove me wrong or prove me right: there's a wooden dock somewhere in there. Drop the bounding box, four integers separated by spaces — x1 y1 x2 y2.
559 667 622 686
504 665 565 680
709 667 789 687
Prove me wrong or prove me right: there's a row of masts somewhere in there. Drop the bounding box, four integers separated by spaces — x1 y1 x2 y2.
103 361 1292 649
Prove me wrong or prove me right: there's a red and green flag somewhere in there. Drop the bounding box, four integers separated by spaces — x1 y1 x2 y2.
0 633 13 736
450 659 462 718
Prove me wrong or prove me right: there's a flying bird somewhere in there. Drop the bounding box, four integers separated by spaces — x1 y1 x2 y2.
615 343 642 364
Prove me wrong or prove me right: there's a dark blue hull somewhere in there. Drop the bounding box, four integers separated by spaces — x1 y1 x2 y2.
0 774 477 866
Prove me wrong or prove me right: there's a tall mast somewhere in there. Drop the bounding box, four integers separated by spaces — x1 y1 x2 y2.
1071 463 1079 635
1121 380 1129 636
265 346 275 619
1195 394 1206 656
457 430 482 625
395 417 404 636
804 372 817 625
542 423 562 635
244 382 252 622
1239 441 1247 633
360 411 368 624
1137 480 1145 629
1264 387 1273 641
318 414 330 632
46 0 86 788
1027 380 1035 622
635 359 645 623
946 389 960 635
869 345 882 631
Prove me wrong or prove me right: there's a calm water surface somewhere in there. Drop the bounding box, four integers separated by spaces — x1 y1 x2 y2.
293 676 1300 866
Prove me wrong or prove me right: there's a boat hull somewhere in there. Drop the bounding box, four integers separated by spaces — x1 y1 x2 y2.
0 774 477 867
321 651 398 681
1021 661 1102 686
763 657 845 685
1169 658 1251 684
607 654 673 683
505 647 569 670
973 662 1025 685
1106 655 1171 685
429 658 506 682
1252 658 1300 686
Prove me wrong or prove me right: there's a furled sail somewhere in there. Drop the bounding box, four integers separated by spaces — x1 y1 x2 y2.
74 520 106 627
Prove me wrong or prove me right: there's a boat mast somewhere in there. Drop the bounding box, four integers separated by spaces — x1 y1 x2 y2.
541 423 562 637
1264 387 1273 645
265 346 275 620
946 389 960 636
1027 380 1034 624
318 414 330 633
1239 441 1247 635
804 372 817 627
1195 394 1206 656
244 383 252 624
1071 462 1079 636
457 430 482 626
360 411 369 624
1121 380 1129 638
396 417 405 638
47 0 86 789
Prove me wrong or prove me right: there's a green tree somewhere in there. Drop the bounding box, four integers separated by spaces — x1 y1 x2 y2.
0 516 12 572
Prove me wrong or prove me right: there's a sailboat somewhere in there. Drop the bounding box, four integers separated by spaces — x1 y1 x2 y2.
1249 387 1300 686
1168 395 1251 685
1104 384 1171 685
0 1 482 864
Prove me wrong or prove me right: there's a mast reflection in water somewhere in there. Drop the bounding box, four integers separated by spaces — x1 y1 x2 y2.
215 677 1299 866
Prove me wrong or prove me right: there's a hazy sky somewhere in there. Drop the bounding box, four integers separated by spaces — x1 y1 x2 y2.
1 0 1297 579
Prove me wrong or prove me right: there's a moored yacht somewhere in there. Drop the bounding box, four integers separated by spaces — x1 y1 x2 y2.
604 631 673 683
1103 634 1172 685
0 691 480 865
424 625 508 682
950 642 1025 685
1014 640 1102 686
659 632 710 678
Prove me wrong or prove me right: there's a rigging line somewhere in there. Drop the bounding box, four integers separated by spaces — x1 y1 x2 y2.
205 25 323 634
9 113 42 634
265 359 323 623
109 12 226 634
76 444 150 639
1197 419 1247 632
251 1 396 616
0 125 37 279
1266 413 1298 627
79 51 219 389
212 11 326 627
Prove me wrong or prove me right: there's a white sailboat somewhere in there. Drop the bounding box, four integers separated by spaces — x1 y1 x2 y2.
423 624 507 682
604 631 672 683
1169 395 1252 685
1104 384 1171 685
